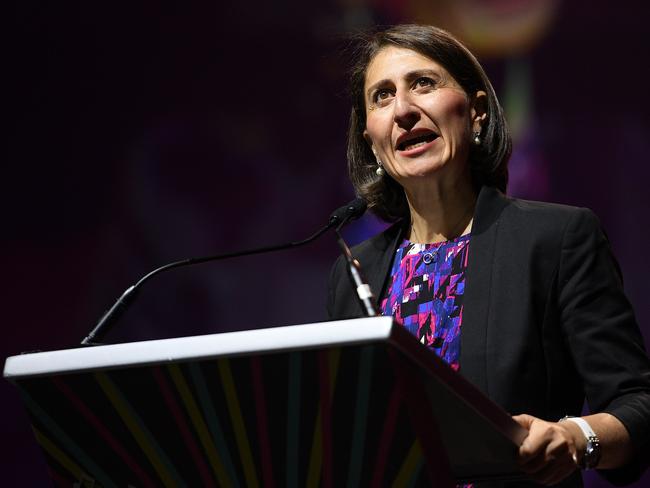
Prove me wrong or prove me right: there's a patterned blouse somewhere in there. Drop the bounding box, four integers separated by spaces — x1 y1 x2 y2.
380 234 471 371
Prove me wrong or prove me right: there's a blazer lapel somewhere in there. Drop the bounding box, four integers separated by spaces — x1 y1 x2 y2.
364 222 406 309
460 186 509 396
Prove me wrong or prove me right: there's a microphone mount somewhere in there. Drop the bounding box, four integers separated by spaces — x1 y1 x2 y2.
333 213 380 317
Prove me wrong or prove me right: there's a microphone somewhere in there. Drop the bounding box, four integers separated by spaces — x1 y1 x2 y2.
80 198 367 346
329 198 367 226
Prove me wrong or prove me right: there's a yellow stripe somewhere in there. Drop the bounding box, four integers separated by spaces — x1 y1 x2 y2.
392 439 422 488
218 358 259 488
306 349 341 487
168 364 231 486
33 427 89 482
95 372 177 488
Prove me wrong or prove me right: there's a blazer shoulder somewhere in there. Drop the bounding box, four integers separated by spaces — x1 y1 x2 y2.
503 195 601 236
507 195 590 217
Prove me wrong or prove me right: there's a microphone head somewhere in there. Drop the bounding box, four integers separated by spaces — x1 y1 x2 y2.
329 197 367 225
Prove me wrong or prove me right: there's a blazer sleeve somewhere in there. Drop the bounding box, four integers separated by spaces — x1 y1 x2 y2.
558 207 650 484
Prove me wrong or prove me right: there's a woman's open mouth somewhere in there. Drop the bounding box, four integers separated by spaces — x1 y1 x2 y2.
396 132 439 153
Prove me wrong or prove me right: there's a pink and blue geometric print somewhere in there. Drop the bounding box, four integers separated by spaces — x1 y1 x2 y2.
380 234 471 371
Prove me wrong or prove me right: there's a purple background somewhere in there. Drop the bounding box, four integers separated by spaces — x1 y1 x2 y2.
5 1 649 485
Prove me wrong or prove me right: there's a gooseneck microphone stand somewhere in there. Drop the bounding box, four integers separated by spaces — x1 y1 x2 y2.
81 198 368 346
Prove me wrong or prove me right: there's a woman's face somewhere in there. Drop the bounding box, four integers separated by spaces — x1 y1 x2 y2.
363 46 485 186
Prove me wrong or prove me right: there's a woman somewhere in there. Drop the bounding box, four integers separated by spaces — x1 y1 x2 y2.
327 25 650 486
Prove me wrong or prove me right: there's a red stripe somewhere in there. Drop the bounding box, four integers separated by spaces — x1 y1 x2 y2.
250 356 275 487
151 366 216 487
52 377 156 488
319 351 332 488
370 381 402 488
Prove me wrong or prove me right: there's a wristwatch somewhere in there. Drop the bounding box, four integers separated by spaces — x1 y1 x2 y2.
560 416 601 469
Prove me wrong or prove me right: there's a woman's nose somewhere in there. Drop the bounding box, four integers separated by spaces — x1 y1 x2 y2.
393 92 420 129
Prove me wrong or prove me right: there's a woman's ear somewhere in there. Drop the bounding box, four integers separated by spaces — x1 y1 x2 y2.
363 129 375 154
471 90 488 131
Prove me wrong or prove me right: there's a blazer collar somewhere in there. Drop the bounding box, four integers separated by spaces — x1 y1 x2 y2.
363 185 509 300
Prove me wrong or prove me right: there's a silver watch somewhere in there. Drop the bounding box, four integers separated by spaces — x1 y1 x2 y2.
560 416 601 470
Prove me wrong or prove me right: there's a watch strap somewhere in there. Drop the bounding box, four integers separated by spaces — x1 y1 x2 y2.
560 416 601 469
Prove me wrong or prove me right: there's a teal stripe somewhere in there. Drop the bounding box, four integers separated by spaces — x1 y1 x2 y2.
286 351 301 487
347 346 374 488
18 387 118 488
407 458 424 488
189 362 240 487
99 372 187 487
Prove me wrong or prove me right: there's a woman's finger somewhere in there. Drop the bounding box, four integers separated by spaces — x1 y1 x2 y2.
515 414 578 484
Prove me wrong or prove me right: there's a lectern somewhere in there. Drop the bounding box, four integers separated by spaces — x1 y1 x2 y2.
4 317 527 486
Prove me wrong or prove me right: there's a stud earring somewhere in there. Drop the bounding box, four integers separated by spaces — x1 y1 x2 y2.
472 130 482 146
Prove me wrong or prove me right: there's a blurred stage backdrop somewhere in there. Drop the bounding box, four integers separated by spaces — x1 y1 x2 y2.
5 0 650 485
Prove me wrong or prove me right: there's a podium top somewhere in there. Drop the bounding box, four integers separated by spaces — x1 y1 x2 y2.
4 317 395 380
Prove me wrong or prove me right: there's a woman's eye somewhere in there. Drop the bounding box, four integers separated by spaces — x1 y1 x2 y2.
373 89 393 103
414 77 436 89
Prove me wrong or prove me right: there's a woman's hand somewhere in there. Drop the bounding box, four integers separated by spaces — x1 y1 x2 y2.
512 414 582 486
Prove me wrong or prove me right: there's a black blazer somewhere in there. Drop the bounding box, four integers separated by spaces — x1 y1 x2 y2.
327 186 650 485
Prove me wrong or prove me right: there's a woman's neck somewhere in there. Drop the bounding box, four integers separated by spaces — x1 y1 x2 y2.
405 174 476 244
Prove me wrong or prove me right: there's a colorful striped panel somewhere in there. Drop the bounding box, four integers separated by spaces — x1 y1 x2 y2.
16 343 431 486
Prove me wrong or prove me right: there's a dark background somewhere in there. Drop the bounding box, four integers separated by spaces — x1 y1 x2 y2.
5 0 650 485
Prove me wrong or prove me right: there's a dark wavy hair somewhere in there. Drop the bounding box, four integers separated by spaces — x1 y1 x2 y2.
347 24 512 222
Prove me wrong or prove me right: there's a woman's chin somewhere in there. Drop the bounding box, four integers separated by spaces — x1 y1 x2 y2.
392 159 449 180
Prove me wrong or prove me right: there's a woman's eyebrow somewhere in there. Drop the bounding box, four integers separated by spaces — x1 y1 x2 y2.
404 69 440 82
366 79 390 99
365 69 442 98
